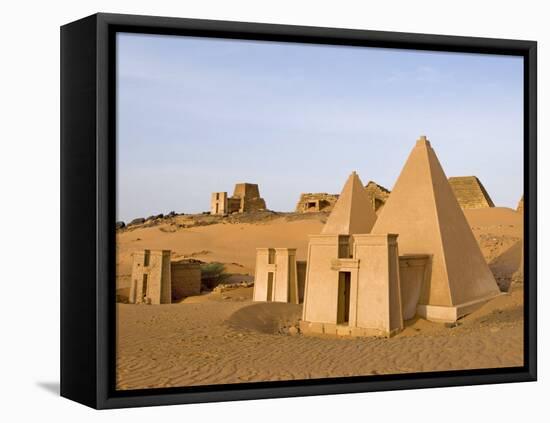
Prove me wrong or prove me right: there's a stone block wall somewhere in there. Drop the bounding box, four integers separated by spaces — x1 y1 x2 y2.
171 261 201 300
364 181 390 212
240 196 266 213
211 183 266 214
233 183 260 199
227 197 242 214
295 193 339 213
448 176 495 209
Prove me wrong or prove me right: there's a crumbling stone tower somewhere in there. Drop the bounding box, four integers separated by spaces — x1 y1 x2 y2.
295 193 339 213
233 183 266 212
211 182 266 215
211 192 229 215
364 181 390 212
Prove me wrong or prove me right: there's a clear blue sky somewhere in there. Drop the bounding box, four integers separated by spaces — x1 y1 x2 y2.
116 32 523 222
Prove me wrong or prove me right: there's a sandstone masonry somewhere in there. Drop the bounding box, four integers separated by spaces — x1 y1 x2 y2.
129 250 201 304
295 193 339 213
211 183 266 215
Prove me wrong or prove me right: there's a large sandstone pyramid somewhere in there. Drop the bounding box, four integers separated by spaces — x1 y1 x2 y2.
322 171 377 235
372 136 500 321
448 176 495 209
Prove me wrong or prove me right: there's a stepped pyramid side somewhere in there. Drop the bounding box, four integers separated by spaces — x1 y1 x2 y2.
372 137 500 318
448 176 495 210
322 171 377 235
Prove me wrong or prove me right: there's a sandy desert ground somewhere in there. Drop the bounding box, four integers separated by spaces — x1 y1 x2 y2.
116 207 524 390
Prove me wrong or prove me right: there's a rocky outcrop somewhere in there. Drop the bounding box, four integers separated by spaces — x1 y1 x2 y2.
364 181 390 212
295 193 339 213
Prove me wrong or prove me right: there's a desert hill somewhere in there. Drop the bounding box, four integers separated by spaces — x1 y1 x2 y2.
116 206 524 390
117 207 523 295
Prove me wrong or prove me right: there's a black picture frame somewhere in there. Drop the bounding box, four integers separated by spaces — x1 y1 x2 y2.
60 12 537 409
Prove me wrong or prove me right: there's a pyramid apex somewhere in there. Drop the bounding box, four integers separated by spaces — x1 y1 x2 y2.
416 135 431 147
322 172 377 235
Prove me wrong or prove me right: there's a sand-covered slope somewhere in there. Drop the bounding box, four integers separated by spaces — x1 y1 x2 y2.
465 207 523 290
116 285 523 389
117 207 522 290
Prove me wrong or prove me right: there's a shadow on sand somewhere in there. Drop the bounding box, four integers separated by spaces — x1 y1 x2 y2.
36 381 60 396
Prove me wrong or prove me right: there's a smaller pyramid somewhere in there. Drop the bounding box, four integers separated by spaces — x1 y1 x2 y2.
322 172 377 235
448 176 495 210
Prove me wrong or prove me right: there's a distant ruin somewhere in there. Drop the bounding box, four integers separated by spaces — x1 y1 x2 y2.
253 248 306 304
295 182 389 214
129 250 201 304
295 193 339 213
211 183 266 215
448 176 495 209
364 181 390 212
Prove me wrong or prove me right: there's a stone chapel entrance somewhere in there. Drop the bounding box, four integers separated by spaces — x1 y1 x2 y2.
337 271 351 324
266 272 274 302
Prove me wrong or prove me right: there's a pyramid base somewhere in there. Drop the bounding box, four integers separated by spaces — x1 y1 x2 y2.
417 292 502 323
299 321 401 338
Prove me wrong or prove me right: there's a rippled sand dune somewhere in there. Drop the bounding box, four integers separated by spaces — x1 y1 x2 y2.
116 285 523 390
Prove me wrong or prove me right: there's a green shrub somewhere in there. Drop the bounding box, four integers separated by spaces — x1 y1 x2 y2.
200 262 229 288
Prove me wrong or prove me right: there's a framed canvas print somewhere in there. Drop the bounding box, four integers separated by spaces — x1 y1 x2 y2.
60 13 537 409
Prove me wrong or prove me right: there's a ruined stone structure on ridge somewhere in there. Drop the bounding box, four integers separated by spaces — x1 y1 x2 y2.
295 193 339 213
364 181 390 212
295 183 389 214
253 248 306 304
300 171 404 337
448 176 495 210
170 259 202 299
373 136 501 322
211 183 266 215
129 250 201 304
